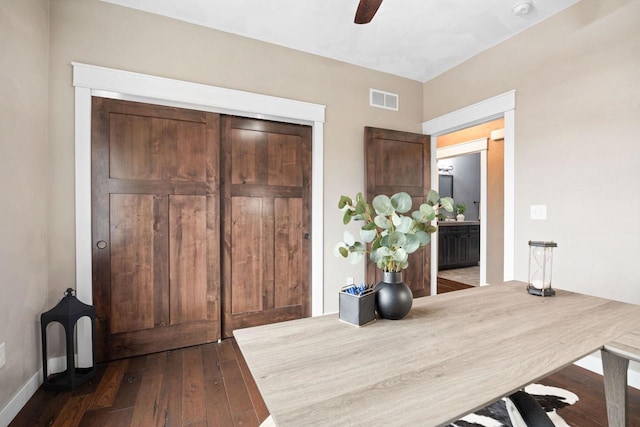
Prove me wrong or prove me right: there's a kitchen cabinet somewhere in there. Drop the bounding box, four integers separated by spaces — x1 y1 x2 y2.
438 223 480 270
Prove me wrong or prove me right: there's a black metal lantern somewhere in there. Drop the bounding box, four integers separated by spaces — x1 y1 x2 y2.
40 288 96 390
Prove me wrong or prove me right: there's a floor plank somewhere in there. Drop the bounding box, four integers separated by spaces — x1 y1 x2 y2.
182 347 207 425
161 348 185 427
202 343 234 427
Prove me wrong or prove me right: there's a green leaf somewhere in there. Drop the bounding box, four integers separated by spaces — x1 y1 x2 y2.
360 227 377 243
338 246 348 258
371 236 382 251
391 212 401 227
342 209 352 225
441 197 454 212
348 251 364 264
391 192 412 213
425 225 437 234
396 216 413 233
362 222 377 231
370 247 381 262
415 230 431 245
412 211 426 223
388 231 407 247
419 204 436 221
391 247 408 263
374 214 392 229
338 195 352 209
372 194 394 216
427 190 440 206
374 246 391 258
352 241 365 252
404 234 421 253
343 231 356 246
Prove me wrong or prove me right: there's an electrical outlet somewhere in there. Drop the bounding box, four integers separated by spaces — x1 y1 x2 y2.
0 342 5 369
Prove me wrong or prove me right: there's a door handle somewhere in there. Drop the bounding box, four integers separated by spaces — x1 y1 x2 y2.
303 233 310 240
96 240 107 249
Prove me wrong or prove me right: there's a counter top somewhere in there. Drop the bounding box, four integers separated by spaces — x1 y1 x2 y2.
438 220 480 226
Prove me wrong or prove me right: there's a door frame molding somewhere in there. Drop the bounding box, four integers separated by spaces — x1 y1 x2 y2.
72 63 326 362
422 90 515 294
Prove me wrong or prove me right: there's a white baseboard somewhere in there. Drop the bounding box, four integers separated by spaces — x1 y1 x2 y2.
0 370 41 427
574 353 640 390
0 356 67 427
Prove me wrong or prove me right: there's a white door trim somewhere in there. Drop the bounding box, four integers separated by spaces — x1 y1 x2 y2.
423 90 515 294
436 137 488 158
72 63 326 362
437 138 488 287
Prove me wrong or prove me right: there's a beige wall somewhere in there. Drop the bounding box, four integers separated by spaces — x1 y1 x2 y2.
424 0 640 303
437 119 504 284
48 0 424 318
0 0 50 412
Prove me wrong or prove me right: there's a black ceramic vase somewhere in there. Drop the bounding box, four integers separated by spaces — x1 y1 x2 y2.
375 271 413 320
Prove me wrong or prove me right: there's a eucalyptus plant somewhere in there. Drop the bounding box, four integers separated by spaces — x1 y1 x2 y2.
335 191 454 272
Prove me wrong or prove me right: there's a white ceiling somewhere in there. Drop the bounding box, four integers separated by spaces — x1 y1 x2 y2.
103 0 581 82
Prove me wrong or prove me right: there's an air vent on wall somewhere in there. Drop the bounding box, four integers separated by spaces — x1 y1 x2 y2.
370 89 399 111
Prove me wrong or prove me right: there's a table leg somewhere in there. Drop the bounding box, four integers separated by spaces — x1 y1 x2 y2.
602 349 630 427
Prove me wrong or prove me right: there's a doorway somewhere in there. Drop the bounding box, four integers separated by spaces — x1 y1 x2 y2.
436 152 482 288
436 136 489 289
422 90 515 295
73 63 325 365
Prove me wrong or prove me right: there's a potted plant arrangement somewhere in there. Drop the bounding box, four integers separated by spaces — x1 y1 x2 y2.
335 191 454 320
455 202 467 221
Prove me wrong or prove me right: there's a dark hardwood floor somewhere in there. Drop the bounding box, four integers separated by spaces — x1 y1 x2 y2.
437 277 474 294
10 339 269 427
10 281 640 426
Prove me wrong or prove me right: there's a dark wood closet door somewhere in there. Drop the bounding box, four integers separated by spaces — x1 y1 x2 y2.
365 126 432 297
92 98 221 361
221 117 312 338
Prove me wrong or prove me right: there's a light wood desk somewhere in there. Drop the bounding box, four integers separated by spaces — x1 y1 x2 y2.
235 282 640 426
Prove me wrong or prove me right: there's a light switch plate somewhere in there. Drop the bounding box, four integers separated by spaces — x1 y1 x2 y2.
530 205 547 220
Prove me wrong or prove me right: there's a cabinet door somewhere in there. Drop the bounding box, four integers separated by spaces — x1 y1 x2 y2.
438 228 448 268
469 226 481 264
457 233 470 264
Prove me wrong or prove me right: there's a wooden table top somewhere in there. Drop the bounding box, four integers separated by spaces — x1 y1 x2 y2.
234 281 640 426
605 328 640 363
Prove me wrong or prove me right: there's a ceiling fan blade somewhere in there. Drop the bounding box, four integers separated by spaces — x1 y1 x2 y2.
354 0 383 24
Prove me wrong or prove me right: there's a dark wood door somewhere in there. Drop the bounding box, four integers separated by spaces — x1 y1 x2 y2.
221 117 312 338
365 127 431 297
92 98 221 361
